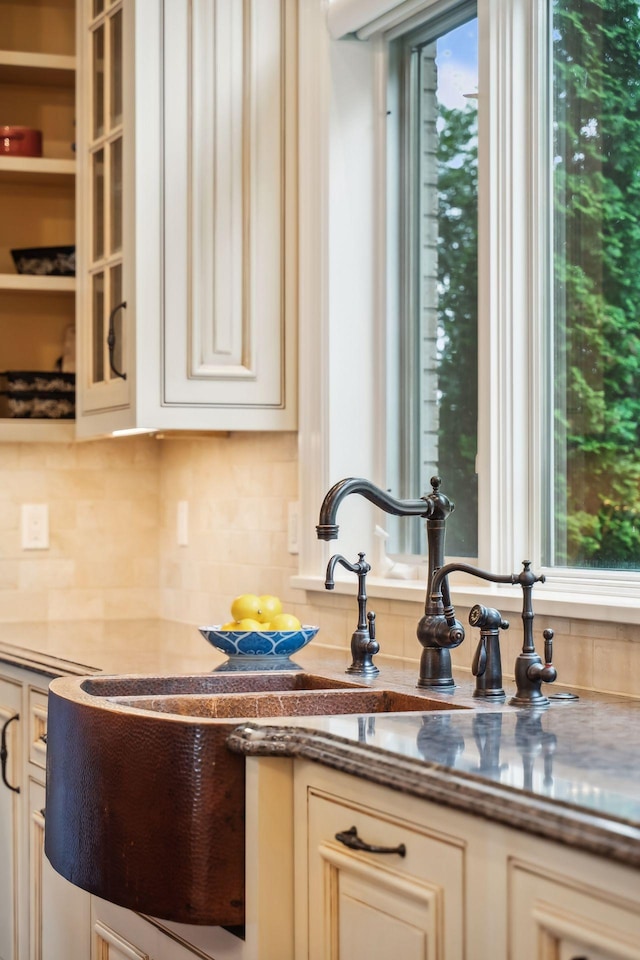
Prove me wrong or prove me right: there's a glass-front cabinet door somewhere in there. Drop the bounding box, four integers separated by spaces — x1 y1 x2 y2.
77 0 130 421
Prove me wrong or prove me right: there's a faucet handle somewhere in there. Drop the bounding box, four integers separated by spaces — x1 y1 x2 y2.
543 628 554 664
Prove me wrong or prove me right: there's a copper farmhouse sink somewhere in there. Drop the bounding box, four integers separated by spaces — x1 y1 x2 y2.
45 672 466 926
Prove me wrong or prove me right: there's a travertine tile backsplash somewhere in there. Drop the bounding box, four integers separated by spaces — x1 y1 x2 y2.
0 433 637 696
0 437 160 622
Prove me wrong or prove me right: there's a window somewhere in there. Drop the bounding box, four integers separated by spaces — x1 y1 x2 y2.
386 7 478 559
296 0 640 614
548 0 640 572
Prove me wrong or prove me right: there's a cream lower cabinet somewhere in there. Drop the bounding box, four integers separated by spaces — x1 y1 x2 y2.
509 861 640 960
0 675 22 960
296 764 464 960
86 756 295 960
293 761 640 960
0 666 90 960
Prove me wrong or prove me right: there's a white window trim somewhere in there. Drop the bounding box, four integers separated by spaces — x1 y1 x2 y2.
294 0 640 625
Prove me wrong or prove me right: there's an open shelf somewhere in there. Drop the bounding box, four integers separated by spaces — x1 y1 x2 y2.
0 419 74 442
0 156 75 184
0 50 76 86
0 274 75 292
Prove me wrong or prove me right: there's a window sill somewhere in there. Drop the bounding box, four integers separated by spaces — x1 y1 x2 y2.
291 573 640 627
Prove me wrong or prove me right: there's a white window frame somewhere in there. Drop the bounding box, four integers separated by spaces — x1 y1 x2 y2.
293 0 640 625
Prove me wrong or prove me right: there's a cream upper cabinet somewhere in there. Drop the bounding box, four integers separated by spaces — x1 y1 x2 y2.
76 0 297 439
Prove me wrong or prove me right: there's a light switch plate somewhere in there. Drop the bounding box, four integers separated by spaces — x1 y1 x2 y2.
21 504 49 550
288 501 300 555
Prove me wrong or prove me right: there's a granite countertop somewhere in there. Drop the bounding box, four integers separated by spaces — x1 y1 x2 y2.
1 618 639 869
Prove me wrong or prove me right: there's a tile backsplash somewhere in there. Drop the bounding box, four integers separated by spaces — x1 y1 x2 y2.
0 432 638 697
0 438 160 622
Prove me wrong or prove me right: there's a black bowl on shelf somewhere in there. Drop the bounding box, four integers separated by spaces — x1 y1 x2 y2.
10 245 76 277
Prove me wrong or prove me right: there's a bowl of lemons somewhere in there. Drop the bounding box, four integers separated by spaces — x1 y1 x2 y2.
200 594 319 670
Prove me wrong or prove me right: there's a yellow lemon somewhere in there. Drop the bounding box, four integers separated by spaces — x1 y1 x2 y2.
220 621 240 631
235 618 263 631
230 593 261 622
270 613 302 631
257 594 282 623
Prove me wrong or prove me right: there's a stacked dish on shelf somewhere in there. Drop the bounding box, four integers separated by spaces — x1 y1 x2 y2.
0 370 75 419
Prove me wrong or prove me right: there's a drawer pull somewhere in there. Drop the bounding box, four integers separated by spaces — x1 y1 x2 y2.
1 714 20 793
335 825 406 857
39 733 47 744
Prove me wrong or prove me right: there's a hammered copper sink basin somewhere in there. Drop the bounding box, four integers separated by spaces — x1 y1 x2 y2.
45 671 466 927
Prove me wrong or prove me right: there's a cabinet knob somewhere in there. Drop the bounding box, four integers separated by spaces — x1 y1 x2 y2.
335 825 406 857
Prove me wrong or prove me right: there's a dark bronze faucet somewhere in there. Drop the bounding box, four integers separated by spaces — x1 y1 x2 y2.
316 477 437 541
317 476 558 703
317 476 465 687
325 551 380 676
425 560 557 703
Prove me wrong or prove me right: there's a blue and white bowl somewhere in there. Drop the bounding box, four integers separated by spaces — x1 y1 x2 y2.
199 625 320 670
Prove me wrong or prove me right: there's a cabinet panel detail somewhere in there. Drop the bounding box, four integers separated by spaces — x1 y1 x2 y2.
321 843 437 959
163 0 291 408
305 788 464 960
27 689 47 769
509 861 640 960
29 799 44 960
93 920 149 960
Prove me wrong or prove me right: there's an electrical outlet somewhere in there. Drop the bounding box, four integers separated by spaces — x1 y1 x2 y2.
21 504 49 550
177 500 189 546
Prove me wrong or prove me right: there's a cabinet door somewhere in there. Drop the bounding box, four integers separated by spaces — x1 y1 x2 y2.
76 0 131 418
29 778 90 960
305 790 464 960
91 897 245 960
509 861 640 960
161 0 297 428
0 678 22 960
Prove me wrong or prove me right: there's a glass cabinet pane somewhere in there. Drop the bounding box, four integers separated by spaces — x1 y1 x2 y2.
93 149 105 260
110 9 123 128
92 273 105 384
93 0 104 14
92 26 105 139
110 138 123 253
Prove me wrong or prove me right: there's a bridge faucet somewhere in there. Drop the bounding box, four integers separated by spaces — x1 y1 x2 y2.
425 560 557 704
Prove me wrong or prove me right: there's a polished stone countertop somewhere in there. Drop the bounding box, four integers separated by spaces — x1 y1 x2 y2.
1 618 639 868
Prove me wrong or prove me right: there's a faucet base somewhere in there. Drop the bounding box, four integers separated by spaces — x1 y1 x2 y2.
346 663 380 678
417 647 456 689
473 687 506 700
509 691 550 708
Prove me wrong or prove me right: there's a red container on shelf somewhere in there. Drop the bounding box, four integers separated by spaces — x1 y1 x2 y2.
0 126 43 157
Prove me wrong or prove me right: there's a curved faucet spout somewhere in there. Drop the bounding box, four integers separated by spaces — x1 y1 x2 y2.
316 477 435 541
